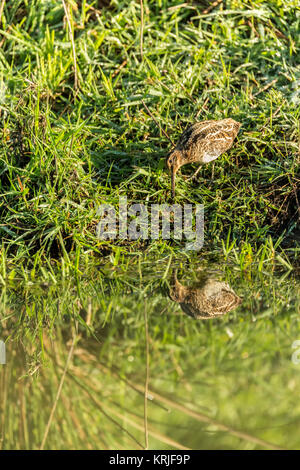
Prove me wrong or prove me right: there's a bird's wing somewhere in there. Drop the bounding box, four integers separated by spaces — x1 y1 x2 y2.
180 302 211 319
176 121 215 150
203 129 236 159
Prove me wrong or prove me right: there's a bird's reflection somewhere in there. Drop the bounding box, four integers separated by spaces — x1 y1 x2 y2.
169 270 241 319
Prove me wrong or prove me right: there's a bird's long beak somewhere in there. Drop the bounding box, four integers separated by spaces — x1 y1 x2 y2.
171 166 176 199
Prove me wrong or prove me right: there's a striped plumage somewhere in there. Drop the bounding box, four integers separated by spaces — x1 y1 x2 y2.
166 118 241 198
169 276 241 320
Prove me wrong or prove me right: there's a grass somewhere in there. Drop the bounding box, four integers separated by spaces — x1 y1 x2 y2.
0 0 300 451
0 0 299 269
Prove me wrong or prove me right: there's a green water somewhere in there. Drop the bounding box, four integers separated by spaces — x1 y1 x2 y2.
0 258 300 450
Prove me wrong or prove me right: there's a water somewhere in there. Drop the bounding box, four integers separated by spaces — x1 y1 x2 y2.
0 258 299 449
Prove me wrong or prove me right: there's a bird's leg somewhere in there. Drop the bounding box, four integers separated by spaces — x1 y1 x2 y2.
186 165 202 181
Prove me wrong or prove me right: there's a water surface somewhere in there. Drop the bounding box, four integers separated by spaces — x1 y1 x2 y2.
0 258 299 449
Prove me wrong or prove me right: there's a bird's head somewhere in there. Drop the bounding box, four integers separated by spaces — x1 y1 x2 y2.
166 150 183 173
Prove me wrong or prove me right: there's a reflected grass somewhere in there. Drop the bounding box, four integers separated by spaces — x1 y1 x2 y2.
0 256 299 449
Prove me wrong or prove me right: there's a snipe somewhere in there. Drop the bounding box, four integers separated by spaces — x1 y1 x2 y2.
169 272 241 319
166 118 241 198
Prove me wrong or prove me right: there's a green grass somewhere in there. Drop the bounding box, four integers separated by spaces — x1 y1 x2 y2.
0 0 299 269
0 0 300 451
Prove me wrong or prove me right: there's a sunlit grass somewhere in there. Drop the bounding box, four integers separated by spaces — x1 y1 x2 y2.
0 0 299 268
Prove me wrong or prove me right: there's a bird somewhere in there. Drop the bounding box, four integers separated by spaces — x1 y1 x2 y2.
168 271 241 319
166 118 241 198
